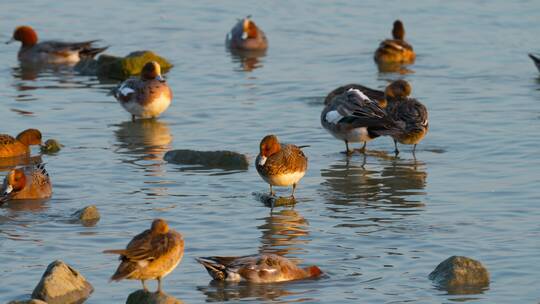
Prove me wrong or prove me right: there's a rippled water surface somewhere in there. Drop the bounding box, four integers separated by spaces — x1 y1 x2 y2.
1 1 540 303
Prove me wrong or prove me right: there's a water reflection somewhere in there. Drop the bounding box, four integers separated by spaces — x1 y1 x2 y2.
376 62 414 74
0 198 49 213
198 280 295 302
228 49 266 72
258 208 310 258
320 156 427 217
0 155 42 172
113 119 172 175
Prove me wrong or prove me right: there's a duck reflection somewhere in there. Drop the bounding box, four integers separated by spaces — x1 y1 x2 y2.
0 155 42 172
258 208 310 258
113 119 172 176
1 198 49 213
376 62 414 74
320 156 427 212
228 49 266 72
198 280 296 302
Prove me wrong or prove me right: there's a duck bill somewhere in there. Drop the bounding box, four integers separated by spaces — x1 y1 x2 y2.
5 38 15 44
258 156 267 166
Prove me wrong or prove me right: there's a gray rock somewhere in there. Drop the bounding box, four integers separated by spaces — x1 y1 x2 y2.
429 256 489 293
126 290 183 304
71 205 100 226
8 300 48 304
164 149 249 170
31 260 93 304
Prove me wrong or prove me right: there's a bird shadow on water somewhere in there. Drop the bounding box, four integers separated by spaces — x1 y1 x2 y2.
197 280 317 302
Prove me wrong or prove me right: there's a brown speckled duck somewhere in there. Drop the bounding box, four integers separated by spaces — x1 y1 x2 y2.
6 25 107 64
0 164 52 203
256 135 308 197
0 129 42 158
226 17 268 51
197 253 322 283
103 219 184 293
374 20 416 65
113 61 173 121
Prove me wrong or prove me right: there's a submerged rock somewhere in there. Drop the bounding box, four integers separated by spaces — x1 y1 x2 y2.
126 290 183 304
40 139 63 154
31 260 93 304
71 205 100 226
254 192 297 208
429 256 489 293
164 149 249 170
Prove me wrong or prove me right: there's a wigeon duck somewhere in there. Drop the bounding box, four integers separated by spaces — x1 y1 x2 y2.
374 20 416 66
226 17 268 51
0 163 52 202
196 253 322 283
113 61 173 121
6 25 107 64
529 53 540 72
256 135 308 197
0 129 42 158
321 85 394 154
383 80 429 155
103 219 184 293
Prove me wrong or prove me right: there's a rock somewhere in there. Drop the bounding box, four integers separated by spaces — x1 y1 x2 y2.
126 290 183 304
40 139 63 154
71 205 100 226
164 149 249 170
75 50 173 80
429 256 489 293
8 300 48 304
254 192 296 208
31 260 93 304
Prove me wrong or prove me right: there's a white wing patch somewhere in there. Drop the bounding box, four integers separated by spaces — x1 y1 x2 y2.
347 88 370 101
119 84 135 96
325 110 343 124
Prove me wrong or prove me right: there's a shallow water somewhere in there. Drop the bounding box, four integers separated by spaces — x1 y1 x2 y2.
1 0 540 303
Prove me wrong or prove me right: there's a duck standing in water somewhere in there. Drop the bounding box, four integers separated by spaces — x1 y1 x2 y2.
6 25 107 64
226 16 268 51
1 164 52 203
256 135 307 197
103 219 184 293
113 61 173 121
374 20 416 66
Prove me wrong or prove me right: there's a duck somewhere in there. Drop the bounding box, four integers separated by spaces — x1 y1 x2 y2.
529 53 540 72
321 85 392 154
226 16 268 51
256 135 308 197
374 20 416 65
0 129 42 158
113 61 173 121
0 163 52 202
382 80 429 155
196 253 322 283
6 25 107 64
103 219 184 293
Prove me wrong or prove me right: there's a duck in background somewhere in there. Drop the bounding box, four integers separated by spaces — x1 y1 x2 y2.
0 129 42 158
103 219 184 293
113 61 173 121
374 20 416 70
226 16 268 51
256 135 308 197
6 25 107 64
197 253 322 283
0 163 52 203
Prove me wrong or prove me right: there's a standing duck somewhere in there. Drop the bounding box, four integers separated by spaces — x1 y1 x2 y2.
113 61 173 121
103 219 184 293
196 253 322 283
6 25 107 64
226 16 268 51
256 135 308 197
374 20 416 65
382 80 428 155
321 86 391 154
1 164 52 202
0 129 42 158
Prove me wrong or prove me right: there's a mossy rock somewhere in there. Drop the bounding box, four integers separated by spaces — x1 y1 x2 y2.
40 139 63 154
429 256 489 294
126 290 183 304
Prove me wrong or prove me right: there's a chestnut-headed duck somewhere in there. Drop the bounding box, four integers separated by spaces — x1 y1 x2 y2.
0 129 42 158
383 80 428 155
113 61 173 121
0 163 52 202
322 85 393 154
374 20 416 65
6 25 107 64
103 219 184 293
226 17 268 51
529 54 540 72
196 253 322 283
256 135 308 197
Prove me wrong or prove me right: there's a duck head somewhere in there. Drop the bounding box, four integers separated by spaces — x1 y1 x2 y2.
141 61 163 81
241 18 260 40
16 128 42 146
258 135 281 166
385 80 412 101
392 20 405 40
305 265 323 278
1 168 26 201
7 26 38 47
151 218 170 234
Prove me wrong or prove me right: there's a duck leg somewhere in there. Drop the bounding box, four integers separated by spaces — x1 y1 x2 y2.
269 185 275 196
141 279 148 292
393 139 400 156
157 277 163 293
291 183 297 198
131 114 136 122
344 140 353 155
358 141 367 153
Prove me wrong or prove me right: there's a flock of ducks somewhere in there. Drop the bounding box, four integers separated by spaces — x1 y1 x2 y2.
2 17 429 293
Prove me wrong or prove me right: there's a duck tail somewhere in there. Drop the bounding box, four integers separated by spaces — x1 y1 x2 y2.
109 261 137 282
196 257 227 281
297 145 310 149
529 53 540 71
80 46 108 59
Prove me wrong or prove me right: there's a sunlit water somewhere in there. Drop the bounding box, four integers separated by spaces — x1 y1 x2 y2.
1 1 540 303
